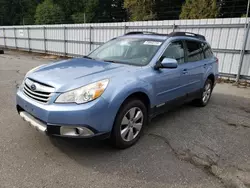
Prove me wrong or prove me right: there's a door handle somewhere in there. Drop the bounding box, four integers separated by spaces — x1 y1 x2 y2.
182 69 188 74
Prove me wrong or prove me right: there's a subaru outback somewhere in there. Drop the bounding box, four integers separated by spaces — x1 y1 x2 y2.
16 32 218 148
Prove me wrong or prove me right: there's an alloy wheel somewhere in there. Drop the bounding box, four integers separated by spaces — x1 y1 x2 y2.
120 107 144 142
202 82 212 104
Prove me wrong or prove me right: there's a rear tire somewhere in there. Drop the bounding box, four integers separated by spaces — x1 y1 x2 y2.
0 49 4 54
193 79 213 107
111 99 148 149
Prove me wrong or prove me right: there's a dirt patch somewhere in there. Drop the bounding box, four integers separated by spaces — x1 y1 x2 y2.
149 133 250 188
148 134 220 175
217 78 250 88
211 166 250 188
42 55 61 60
239 107 250 114
215 115 250 129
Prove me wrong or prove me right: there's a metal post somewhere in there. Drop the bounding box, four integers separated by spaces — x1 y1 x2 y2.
14 28 17 49
64 26 67 56
3 28 6 49
89 26 92 52
124 25 127 34
236 21 250 82
246 0 250 23
236 0 250 82
172 24 176 32
27 27 31 52
43 27 47 53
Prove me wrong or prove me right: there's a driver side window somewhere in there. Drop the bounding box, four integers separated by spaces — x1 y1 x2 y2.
161 41 185 64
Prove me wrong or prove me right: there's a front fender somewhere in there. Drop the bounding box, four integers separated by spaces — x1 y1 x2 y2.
101 77 153 128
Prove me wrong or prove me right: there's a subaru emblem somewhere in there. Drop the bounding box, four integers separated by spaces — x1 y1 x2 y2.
30 84 36 91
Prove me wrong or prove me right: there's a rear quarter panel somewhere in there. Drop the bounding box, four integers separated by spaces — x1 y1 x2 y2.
203 57 219 86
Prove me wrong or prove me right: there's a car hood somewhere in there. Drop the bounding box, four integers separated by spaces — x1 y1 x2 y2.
27 58 132 92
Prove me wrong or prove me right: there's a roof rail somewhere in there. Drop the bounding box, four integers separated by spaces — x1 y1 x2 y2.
168 32 206 41
125 31 158 35
124 31 206 41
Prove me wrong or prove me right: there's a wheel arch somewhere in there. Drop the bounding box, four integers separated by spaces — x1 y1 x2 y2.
120 91 151 113
110 90 152 129
207 73 215 87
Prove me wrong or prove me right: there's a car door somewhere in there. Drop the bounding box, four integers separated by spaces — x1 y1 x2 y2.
202 42 217 74
154 40 186 105
180 40 206 95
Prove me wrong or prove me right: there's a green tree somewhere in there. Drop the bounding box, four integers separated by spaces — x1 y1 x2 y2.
97 0 127 22
154 0 184 20
180 0 218 19
71 0 98 23
71 12 86 23
35 0 65 24
0 0 37 25
54 0 86 23
218 0 249 18
22 0 38 25
124 0 156 21
0 0 11 25
84 0 99 22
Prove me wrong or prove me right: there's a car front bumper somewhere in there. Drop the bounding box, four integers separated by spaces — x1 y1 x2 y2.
16 89 114 138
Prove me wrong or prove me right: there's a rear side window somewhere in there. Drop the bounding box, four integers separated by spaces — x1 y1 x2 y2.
185 41 204 62
203 43 214 58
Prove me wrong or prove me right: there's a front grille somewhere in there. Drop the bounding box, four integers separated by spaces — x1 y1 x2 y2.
23 78 55 104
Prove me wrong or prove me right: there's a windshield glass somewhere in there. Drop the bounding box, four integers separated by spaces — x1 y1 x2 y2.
88 38 163 66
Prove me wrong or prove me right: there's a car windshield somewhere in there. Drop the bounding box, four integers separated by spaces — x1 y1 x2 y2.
88 38 163 66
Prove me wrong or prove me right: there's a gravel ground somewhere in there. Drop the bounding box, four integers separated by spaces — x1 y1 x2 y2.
0 50 250 188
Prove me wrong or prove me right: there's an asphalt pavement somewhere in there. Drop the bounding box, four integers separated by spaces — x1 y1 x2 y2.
0 51 250 188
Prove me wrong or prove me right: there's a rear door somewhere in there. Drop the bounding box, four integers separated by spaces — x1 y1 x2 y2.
180 40 206 94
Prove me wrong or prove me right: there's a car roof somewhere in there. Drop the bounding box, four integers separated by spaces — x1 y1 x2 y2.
120 32 207 43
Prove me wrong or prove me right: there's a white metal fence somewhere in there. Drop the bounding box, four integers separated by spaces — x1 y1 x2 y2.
0 18 250 80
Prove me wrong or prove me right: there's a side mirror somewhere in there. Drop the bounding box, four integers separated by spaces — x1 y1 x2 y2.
161 58 178 68
154 58 178 70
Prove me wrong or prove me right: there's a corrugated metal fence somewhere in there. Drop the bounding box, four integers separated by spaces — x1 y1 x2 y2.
0 18 250 80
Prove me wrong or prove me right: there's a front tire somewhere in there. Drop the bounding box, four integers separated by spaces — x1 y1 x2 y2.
111 99 148 149
194 79 213 107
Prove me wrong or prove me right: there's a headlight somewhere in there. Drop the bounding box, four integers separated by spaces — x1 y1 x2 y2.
55 79 109 104
26 65 45 76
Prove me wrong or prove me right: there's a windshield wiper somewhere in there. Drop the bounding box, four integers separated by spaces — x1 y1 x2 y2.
83 57 123 64
102 59 122 64
83 55 93 60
